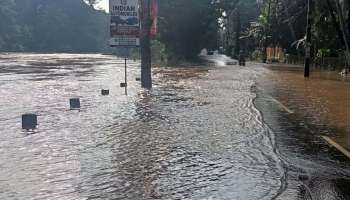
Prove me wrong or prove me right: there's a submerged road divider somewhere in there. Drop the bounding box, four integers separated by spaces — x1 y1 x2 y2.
70 98 81 110
101 89 110 96
322 136 350 159
22 113 37 130
21 88 131 130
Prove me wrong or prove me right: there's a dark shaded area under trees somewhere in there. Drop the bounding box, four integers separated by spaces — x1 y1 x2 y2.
156 0 221 63
0 0 109 52
242 0 350 68
0 0 221 62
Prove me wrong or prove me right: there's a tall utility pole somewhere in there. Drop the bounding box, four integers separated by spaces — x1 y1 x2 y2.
304 0 312 77
141 0 152 89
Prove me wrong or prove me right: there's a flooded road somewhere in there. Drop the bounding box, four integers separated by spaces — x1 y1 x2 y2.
255 65 350 199
0 53 349 200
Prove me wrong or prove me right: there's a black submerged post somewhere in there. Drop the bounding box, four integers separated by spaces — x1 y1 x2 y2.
22 114 37 130
101 89 109 96
70 98 81 110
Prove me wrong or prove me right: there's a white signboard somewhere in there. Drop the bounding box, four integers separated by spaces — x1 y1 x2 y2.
109 0 140 47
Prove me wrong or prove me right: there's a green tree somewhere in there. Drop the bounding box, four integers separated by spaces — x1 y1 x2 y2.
158 0 221 62
218 0 259 58
0 0 109 52
0 0 19 50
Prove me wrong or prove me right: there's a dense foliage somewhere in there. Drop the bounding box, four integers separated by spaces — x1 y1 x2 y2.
245 0 350 60
157 0 221 62
0 0 222 62
0 0 109 52
1 0 350 64
216 0 259 58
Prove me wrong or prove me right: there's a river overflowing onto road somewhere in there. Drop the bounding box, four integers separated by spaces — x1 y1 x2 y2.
0 53 349 200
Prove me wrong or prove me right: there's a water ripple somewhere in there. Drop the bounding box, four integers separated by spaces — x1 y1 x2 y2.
0 54 285 199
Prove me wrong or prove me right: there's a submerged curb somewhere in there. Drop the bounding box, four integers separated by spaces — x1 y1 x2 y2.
322 136 350 159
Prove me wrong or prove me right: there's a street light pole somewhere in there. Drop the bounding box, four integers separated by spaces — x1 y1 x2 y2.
304 0 313 77
140 0 152 89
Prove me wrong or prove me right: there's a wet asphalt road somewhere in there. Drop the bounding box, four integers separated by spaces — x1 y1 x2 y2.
255 65 350 200
0 53 349 200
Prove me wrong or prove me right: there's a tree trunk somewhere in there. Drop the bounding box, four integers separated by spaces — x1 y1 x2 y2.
348 0 350 43
233 9 241 59
304 0 312 77
263 0 272 63
327 0 346 46
335 0 350 70
141 0 152 89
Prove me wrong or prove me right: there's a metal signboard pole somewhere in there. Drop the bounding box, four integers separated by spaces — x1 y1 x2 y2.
109 0 141 95
124 56 128 95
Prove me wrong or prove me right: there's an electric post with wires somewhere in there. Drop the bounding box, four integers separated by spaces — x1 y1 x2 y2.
140 0 158 89
140 0 157 89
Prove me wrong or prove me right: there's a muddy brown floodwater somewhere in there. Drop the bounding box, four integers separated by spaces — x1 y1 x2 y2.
0 54 349 200
256 64 350 200
260 65 350 150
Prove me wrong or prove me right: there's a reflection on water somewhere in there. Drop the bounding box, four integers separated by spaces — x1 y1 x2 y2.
0 54 349 199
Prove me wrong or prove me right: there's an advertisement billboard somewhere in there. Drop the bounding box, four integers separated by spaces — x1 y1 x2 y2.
109 0 140 47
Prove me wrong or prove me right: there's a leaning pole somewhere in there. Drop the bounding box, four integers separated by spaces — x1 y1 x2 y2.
140 0 152 89
304 0 312 77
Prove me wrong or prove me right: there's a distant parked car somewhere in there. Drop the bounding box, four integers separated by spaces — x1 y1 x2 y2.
199 53 238 66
